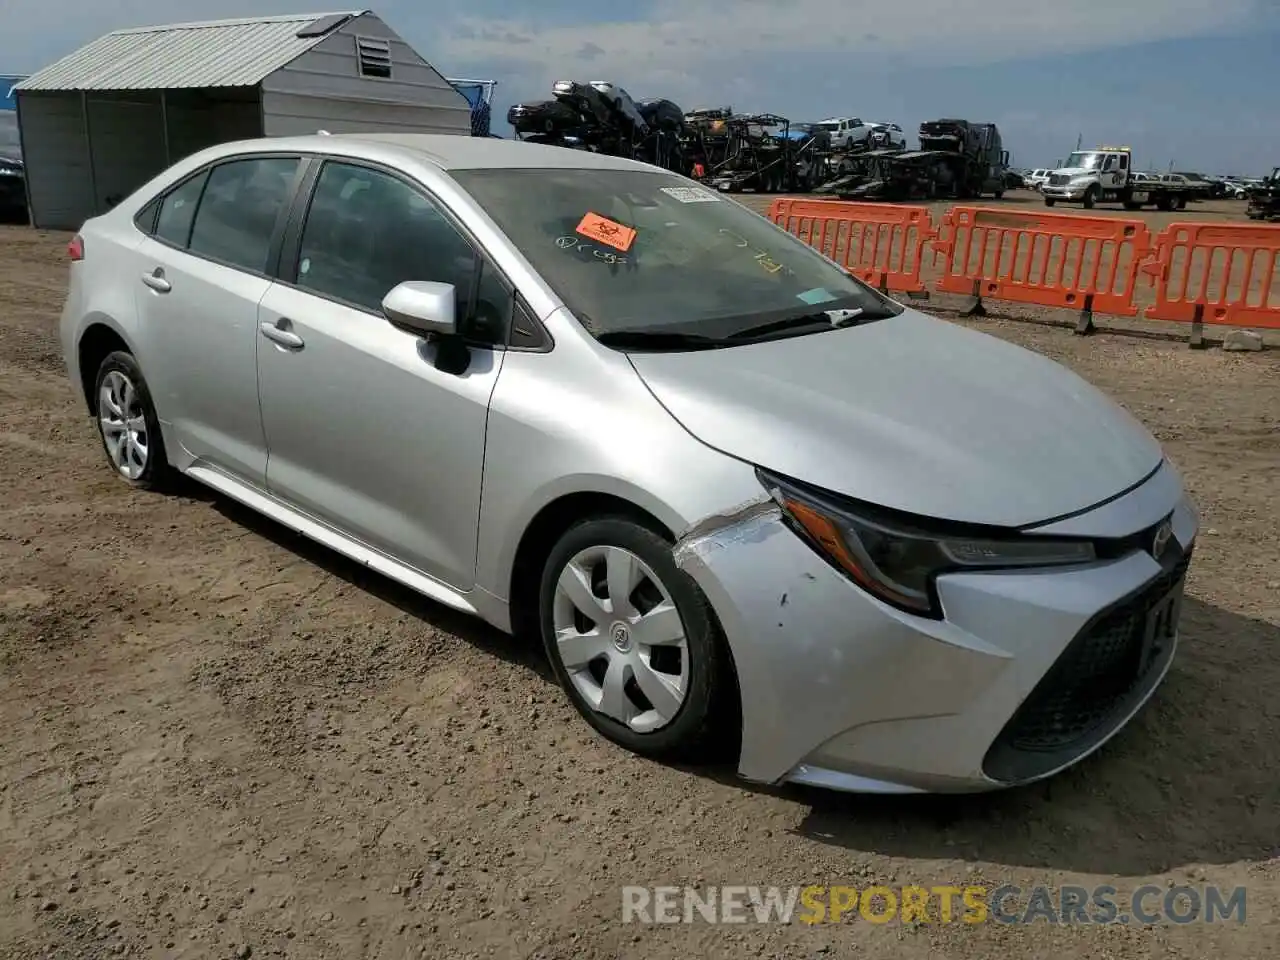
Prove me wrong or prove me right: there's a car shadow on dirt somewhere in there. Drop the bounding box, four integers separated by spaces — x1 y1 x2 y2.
779 596 1280 875
189 481 560 684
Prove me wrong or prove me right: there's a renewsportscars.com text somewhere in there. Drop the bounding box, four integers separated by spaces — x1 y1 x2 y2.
621 884 1247 926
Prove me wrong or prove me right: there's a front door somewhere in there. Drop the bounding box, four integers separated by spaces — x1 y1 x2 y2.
134 155 301 485
1102 154 1125 191
255 159 510 589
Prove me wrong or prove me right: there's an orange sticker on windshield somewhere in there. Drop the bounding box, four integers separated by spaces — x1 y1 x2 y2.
576 212 636 252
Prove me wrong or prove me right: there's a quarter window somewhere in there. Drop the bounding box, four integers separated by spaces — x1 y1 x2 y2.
154 171 208 247
295 161 506 342
188 157 299 273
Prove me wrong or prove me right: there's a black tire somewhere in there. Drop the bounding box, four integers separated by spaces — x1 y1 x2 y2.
993 190 1004 200
1044 197 1056 207
538 516 734 763
1083 185 1098 210
92 350 175 491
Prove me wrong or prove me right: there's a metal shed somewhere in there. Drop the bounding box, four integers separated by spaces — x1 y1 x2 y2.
11 10 473 230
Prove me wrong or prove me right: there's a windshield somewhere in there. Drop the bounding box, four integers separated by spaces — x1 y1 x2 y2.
816 122 841 131
1064 152 1104 170
450 167 895 339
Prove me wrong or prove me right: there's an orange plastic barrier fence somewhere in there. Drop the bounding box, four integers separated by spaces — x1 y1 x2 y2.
932 207 1150 317
1141 222 1280 330
767 198 934 295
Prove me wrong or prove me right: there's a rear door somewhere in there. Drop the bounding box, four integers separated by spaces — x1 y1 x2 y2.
255 158 510 589
133 154 304 484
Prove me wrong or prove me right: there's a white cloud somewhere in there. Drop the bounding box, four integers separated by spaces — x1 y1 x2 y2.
445 0 1258 93
1 0 1259 82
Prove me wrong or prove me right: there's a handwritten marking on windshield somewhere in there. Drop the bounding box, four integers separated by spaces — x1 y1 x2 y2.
717 229 791 275
555 236 628 265
754 252 784 274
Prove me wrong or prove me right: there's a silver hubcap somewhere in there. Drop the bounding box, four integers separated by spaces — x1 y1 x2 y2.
552 545 690 733
98 370 148 480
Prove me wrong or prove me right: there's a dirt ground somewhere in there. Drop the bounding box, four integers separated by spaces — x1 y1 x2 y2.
1 196 1279 960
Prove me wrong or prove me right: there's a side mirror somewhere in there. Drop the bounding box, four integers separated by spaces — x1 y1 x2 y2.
381 281 457 337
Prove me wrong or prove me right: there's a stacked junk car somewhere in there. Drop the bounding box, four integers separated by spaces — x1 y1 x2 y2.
508 81 688 174
508 84 1011 201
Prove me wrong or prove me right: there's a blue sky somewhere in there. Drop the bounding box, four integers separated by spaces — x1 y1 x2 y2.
3 1 1277 175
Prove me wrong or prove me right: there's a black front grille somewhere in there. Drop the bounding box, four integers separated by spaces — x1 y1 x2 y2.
1048 174 1070 186
983 550 1191 783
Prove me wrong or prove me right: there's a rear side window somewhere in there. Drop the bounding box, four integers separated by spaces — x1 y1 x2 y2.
154 172 208 247
188 157 300 273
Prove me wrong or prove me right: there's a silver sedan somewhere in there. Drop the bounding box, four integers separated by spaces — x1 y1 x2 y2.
60 133 1198 794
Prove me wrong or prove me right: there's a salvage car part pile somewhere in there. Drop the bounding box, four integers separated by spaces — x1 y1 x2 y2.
508 81 689 174
507 87 1010 201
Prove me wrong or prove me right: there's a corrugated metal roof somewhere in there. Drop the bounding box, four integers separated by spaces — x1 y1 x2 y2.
14 11 367 92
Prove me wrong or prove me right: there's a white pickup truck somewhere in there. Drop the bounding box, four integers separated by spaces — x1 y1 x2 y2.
1039 146 1193 210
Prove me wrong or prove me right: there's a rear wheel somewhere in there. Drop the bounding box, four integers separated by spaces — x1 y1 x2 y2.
538 516 733 763
93 351 174 491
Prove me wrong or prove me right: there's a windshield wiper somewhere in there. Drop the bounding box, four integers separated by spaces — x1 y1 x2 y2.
727 307 886 340
595 330 733 351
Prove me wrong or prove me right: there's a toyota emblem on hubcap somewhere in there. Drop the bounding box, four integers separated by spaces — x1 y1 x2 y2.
1151 520 1173 560
610 622 632 653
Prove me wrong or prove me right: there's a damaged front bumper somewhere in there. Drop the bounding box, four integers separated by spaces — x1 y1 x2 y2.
671 464 1198 794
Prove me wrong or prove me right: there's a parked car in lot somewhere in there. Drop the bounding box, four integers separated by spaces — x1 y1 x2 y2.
0 153 26 224
1023 168 1052 190
60 133 1199 794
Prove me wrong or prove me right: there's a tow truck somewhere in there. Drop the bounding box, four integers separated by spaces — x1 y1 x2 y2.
1246 167 1280 220
1039 146 1193 211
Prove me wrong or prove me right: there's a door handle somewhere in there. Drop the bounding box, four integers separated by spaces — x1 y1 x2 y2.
260 321 304 349
141 269 170 293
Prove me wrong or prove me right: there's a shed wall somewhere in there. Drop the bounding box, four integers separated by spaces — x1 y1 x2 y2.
260 13 471 137
14 91 93 230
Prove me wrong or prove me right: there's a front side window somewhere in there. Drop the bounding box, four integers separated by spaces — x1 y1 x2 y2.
188 156 299 273
450 167 898 343
295 161 482 323
154 171 208 247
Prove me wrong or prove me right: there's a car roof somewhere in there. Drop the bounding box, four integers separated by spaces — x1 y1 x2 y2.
203 132 657 173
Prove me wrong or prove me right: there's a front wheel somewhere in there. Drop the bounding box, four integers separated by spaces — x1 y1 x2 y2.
1044 197 1056 207
538 517 734 762
1083 185 1098 209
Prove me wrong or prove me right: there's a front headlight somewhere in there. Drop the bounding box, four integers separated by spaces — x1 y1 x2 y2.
759 470 1095 618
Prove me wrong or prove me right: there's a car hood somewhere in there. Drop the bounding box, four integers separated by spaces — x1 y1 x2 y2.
627 308 1163 527
1050 167 1093 179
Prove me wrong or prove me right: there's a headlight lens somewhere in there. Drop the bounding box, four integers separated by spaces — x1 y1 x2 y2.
758 470 1095 618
